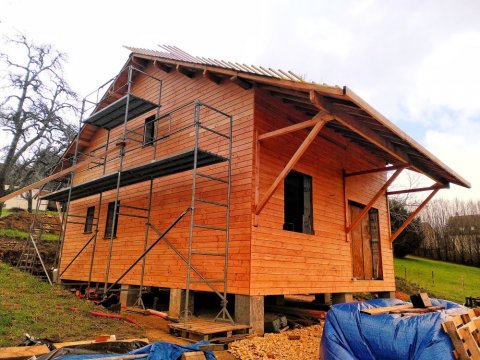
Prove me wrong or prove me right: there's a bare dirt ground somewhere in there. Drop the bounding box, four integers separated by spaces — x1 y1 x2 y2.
125 311 322 360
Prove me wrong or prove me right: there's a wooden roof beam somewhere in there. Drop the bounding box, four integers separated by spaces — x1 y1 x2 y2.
203 69 222 84
230 76 252 90
386 183 448 196
258 112 332 141
390 187 441 243
345 164 409 177
255 115 332 215
346 168 404 234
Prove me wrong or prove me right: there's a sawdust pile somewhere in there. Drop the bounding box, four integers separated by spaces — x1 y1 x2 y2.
229 325 323 360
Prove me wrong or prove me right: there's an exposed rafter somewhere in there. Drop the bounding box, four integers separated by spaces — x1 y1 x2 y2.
230 76 252 90
176 64 196 78
203 69 222 84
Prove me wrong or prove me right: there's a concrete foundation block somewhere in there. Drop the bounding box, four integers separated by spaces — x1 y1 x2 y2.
331 293 354 304
235 295 264 335
169 288 194 318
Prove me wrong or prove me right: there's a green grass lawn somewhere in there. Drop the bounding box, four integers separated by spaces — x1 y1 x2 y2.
0 228 59 241
394 255 480 303
0 262 145 346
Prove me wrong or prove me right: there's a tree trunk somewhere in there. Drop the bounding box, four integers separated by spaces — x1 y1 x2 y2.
27 189 33 213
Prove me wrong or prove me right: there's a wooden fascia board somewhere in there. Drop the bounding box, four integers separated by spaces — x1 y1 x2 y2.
346 168 404 234
255 116 332 215
389 187 441 243
258 112 332 141
344 87 470 188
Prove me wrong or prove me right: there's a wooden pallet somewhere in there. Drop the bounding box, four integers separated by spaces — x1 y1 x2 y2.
168 318 251 341
442 308 480 360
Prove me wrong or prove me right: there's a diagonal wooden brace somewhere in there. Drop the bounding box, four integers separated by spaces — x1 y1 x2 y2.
255 114 332 215
346 168 404 233
390 186 441 243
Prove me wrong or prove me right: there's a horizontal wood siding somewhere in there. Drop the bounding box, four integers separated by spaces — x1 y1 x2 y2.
251 89 395 295
60 64 253 294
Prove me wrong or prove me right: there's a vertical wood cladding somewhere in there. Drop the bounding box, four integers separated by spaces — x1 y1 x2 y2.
251 89 395 295
61 64 254 295
61 64 395 297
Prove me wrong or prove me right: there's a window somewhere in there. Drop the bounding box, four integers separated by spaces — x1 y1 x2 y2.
283 170 313 234
105 201 119 238
143 115 155 146
84 206 95 233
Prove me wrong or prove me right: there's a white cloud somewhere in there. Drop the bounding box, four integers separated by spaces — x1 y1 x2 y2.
1 0 480 200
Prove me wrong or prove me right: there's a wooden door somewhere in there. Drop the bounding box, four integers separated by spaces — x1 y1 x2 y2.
350 202 374 280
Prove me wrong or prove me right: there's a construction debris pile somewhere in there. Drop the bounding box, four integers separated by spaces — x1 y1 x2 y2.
229 325 322 360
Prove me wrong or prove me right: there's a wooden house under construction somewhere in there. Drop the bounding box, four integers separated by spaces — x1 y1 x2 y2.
5 46 469 333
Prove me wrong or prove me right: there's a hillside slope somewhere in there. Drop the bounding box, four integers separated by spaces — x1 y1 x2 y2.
0 262 145 346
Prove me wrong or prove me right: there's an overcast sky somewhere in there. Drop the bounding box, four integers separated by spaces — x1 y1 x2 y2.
1 0 479 200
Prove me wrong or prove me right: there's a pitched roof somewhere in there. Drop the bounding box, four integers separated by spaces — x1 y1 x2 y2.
61 45 470 189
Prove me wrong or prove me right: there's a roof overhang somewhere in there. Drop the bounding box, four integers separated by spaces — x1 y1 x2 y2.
58 46 470 189
124 46 469 188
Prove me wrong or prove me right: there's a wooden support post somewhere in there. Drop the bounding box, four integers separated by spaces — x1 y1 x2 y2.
390 188 440 243
255 115 332 215
346 168 403 234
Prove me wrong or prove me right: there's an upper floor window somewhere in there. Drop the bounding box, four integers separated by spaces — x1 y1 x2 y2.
84 206 95 233
144 115 156 146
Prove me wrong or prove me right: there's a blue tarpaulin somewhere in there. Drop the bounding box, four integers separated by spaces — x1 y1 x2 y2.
47 341 215 360
321 298 467 360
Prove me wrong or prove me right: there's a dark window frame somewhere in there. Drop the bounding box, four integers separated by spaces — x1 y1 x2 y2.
283 170 314 234
104 201 119 238
143 115 156 146
83 206 95 233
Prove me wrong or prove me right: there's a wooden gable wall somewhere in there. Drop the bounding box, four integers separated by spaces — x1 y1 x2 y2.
60 63 254 295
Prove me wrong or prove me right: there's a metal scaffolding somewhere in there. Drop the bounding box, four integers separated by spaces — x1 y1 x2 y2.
22 64 234 322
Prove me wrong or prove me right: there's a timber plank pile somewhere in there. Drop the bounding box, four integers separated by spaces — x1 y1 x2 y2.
228 325 322 360
361 304 445 316
442 308 480 360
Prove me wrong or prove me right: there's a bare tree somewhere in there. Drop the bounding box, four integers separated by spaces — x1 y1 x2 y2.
0 33 78 213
